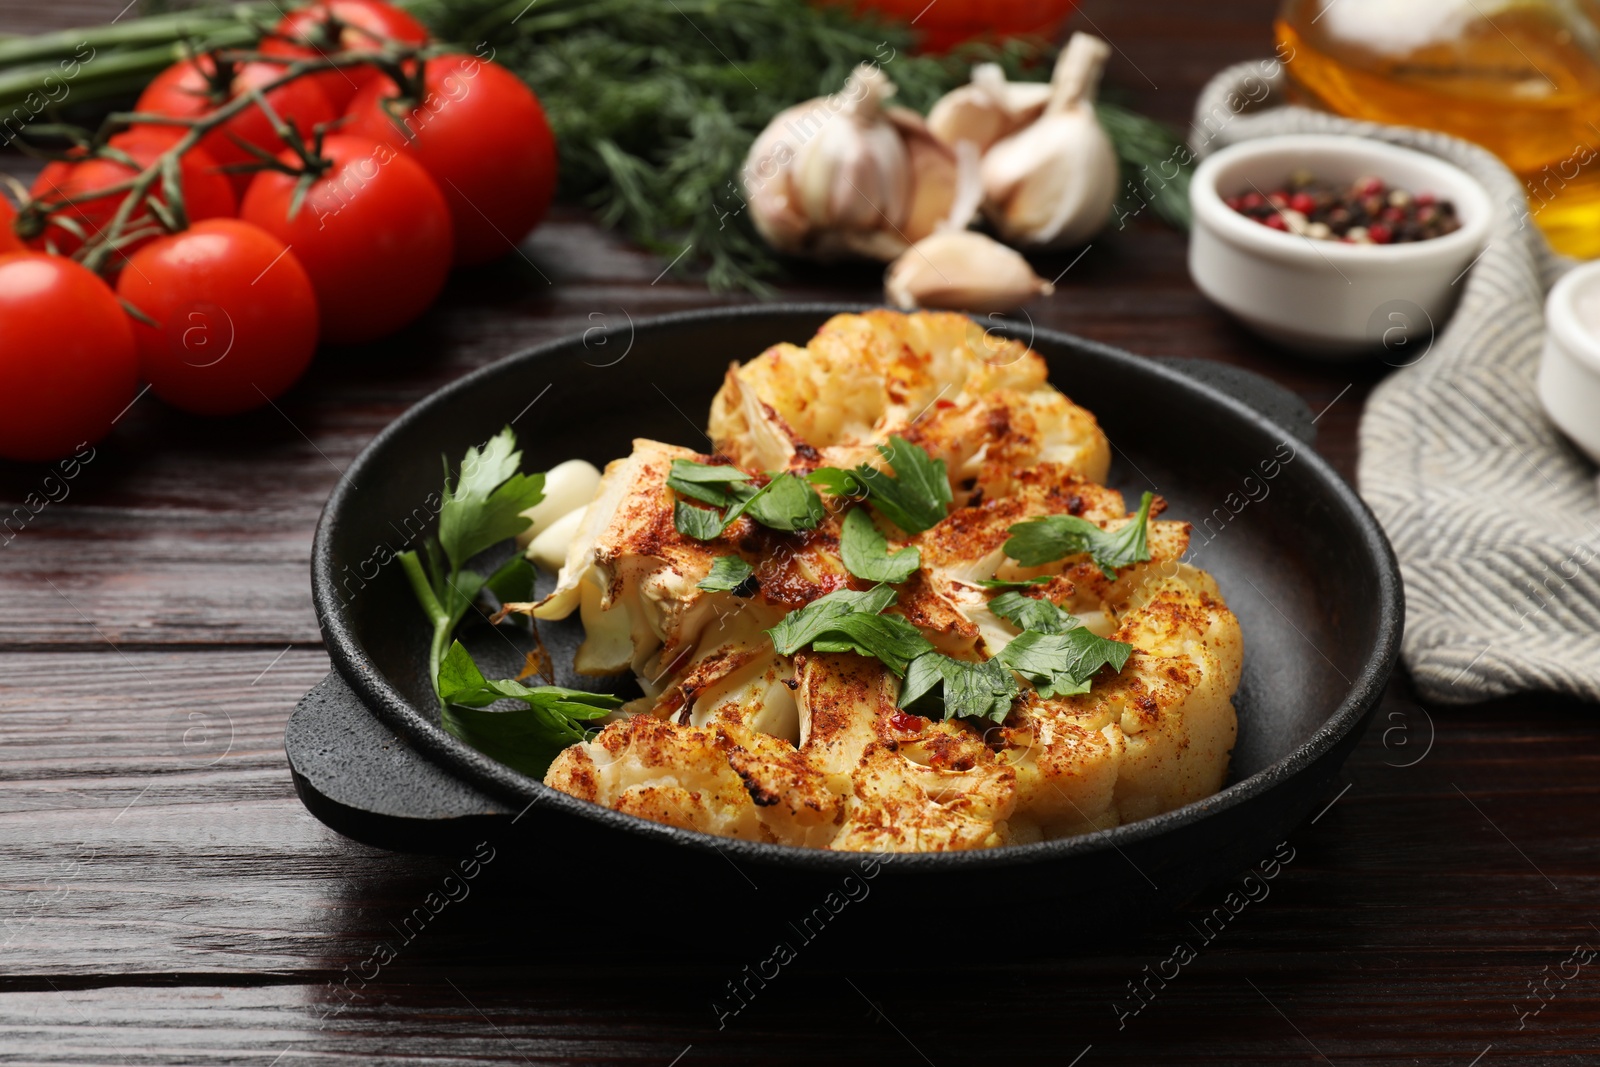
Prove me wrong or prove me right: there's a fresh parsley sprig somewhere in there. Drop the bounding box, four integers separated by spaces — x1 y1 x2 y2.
989 590 1135 698
699 555 757 594
899 654 1021 724
437 641 621 776
757 475 1144 724
809 436 952 536
1003 492 1156 578
401 428 624 778
839 507 921 584
994 629 1133 700
668 459 826 541
765 585 933 678
666 461 752 506
988 590 1078 635
810 613 935 677
763 576 1135 724
768 585 899 654
740 472 828 532
399 427 546 695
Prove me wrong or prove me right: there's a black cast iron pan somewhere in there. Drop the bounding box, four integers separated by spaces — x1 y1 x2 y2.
288 304 1401 923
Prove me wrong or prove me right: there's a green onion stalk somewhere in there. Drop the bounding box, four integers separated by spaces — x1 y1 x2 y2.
0 0 1193 291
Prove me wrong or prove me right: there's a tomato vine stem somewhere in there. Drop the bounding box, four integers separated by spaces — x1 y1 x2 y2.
13 38 429 275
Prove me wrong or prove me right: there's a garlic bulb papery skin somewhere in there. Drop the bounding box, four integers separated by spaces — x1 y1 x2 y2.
741 64 915 262
884 230 1054 314
927 63 1051 155
981 33 1120 248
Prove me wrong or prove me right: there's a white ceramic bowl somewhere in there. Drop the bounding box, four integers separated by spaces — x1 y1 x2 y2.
1540 261 1600 465
1189 134 1493 358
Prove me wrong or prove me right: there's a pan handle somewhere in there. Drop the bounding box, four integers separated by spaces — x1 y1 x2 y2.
285 672 514 852
1156 357 1318 447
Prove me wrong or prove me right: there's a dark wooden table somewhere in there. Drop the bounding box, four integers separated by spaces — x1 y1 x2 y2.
4 1 1598 1063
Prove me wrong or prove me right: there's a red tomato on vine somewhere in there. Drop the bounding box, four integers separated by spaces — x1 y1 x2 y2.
27 128 236 260
239 133 453 344
0 254 138 462
0 198 24 256
135 56 337 196
344 54 558 267
261 0 431 110
117 219 320 417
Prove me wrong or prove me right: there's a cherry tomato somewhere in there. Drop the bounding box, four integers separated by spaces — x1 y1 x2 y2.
27 129 236 261
0 197 24 255
261 0 430 110
116 220 319 417
345 54 557 266
239 133 451 344
0 253 138 462
135 57 337 197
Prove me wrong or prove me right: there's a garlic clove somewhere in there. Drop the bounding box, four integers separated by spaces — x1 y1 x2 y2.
982 113 1119 246
889 108 982 243
980 33 1120 248
884 230 1053 314
999 78 1052 116
927 63 1049 154
528 507 587 572
517 458 602 547
942 141 985 236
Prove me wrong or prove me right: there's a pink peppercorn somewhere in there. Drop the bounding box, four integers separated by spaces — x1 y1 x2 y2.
1227 173 1460 244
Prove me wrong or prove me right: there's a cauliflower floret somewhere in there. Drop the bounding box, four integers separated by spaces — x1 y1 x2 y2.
799 651 1016 852
548 651 1021 852
1001 564 1242 839
546 716 842 848
708 310 1110 490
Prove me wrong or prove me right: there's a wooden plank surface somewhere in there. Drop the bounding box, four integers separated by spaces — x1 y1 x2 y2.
2 0 1596 1062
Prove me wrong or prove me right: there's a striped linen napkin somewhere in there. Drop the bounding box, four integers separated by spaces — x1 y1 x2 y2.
1190 60 1600 704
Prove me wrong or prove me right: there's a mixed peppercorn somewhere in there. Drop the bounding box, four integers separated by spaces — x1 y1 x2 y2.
1226 172 1462 244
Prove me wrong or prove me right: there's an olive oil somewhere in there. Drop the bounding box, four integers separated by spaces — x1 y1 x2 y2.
1276 0 1600 256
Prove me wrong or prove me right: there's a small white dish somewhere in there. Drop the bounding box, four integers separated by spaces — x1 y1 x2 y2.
1540 261 1600 465
1189 134 1493 358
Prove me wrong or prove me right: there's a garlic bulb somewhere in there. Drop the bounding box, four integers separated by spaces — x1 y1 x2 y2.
742 64 977 262
742 64 907 261
981 33 1120 248
927 63 1051 154
885 230 1053 314
792 65 908 234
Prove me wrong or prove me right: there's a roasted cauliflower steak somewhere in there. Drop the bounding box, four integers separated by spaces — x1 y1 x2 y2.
533 311 1240 853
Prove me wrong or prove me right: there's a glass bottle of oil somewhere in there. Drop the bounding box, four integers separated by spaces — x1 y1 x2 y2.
1277 0 1600 256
